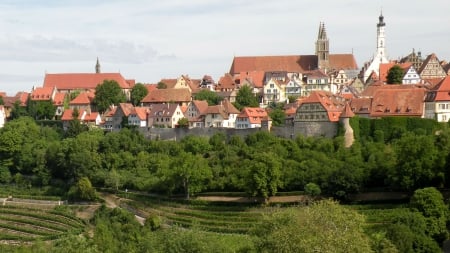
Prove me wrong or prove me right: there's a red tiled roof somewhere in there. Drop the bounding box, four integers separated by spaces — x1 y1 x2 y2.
217 73 236 90
141 88 191 103
70 92 95 105
53 92 66 106
0 92 6 97
328 54 359 70
61 109 83 121
230 55 318 74
30 87 54 101
192 100 209 115
433 76 450 101
149 103 179 117
370 87 426 117
145 84 158 93
130 107 149 120
340 102 355 118
238 107 268 124
83 111 99 122
350 97 372 115
43 73 133 90
298 91 345 122
239 71 265 88
221 99 240 114
159 79 178 89
118 103 134 117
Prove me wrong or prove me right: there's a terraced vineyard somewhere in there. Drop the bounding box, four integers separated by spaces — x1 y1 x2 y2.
0 205 86 244
121 193 267 234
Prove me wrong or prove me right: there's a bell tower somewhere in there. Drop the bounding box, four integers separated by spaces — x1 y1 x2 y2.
315 22 329 70
376 12 387 61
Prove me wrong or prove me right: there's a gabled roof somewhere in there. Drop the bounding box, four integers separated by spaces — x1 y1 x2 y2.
129 107 149 120
70 92 95 105
206 99 239 119
118 103 134 117
43 73 133 90
141 88 191 103
217 73 236 90
61 109 83 121
221 99 240 114
432 76 450 101
191 100 209 115
350 97 372 115
53 92 66 106
418 53 439 74
298 91 345 122
304 69 328 79
340 102 355 118
149 103 179 118
238 107 269 124
370 87 426 117
30 87 54 101
239 71 265 88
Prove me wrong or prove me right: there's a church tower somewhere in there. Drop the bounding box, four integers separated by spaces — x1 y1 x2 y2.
315 22 329 70
376 12 387 62
362 12 389 83
95 57 101 74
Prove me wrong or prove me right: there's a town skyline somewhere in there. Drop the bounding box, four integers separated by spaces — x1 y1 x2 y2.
0 0 449 95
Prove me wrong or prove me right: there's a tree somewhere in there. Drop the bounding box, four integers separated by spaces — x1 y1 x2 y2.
9 100 28 119
268 107 285 126
233 85 259 110
93 80 127 113
410 187 449 243
68 177 97 201
242 152 282 200
157 82 167 89
65 108 88 138
194 89 223 105
252 200 373 253
177 118 189 128
304 182 321 196
386 65 404 84
130 83 148 106
27 100 56 120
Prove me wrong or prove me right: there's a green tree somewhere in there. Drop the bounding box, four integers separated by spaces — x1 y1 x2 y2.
177 117 189 128
268 107 285 126
386 65 404 84
410 187 449 243
9 100 29 119
243 152 282 200
252 200 373 253
65 108 89 138
93 80 127 113
27 100 56 120
130 83 148 106
68 177 97 201
233 85 259 110
304 182 321 196
0 96 3 105
157 81 167 89
194 89 223 105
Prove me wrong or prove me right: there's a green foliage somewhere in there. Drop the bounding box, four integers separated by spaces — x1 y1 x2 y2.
93 80 127 113
268 107 285 126
177 117 189 128
194 89 223 105
68 177 97 201
130 82 148 106
10 100 29 119
157 81 167 89
27 100 56 120
386 65 404 84
233 85 259 110
304 182 321 196
252 200 373 252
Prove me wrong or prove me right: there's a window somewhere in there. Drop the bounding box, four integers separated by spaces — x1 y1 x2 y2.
270 84 274 88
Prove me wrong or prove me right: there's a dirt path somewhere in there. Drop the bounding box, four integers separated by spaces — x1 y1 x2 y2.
98 192 146 225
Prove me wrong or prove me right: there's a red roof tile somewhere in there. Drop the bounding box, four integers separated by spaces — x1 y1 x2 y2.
328 54 359 70
379 62 411 83
30 87 54 101
370 87 426 117
53 92 66 106
43 73 133 90
141 88 191 103
70 92 95 105
433 76 450 101
192 100 209 115
238 107 268 124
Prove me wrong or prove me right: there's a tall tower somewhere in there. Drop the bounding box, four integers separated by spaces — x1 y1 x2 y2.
363 12 389 82
315 22 329 70
376 12 387 61
95 57 101 74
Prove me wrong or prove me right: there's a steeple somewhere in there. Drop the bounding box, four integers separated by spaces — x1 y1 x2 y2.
95 57 101 73
376 10 386 58
315 22 329 70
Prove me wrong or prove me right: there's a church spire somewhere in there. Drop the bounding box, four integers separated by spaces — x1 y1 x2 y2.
95 57 101 73
315 22 329 70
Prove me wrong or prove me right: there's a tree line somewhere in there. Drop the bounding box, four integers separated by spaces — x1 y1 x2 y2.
1 116 450 201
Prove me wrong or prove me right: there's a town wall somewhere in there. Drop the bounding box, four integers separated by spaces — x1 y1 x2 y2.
138 122 339 141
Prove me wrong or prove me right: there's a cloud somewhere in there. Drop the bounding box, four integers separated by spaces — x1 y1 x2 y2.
0 35 159 64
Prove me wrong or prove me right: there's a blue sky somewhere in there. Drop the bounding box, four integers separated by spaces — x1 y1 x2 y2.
0 0 449 95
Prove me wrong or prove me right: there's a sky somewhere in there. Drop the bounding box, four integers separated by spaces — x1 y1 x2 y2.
0 0 449 95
